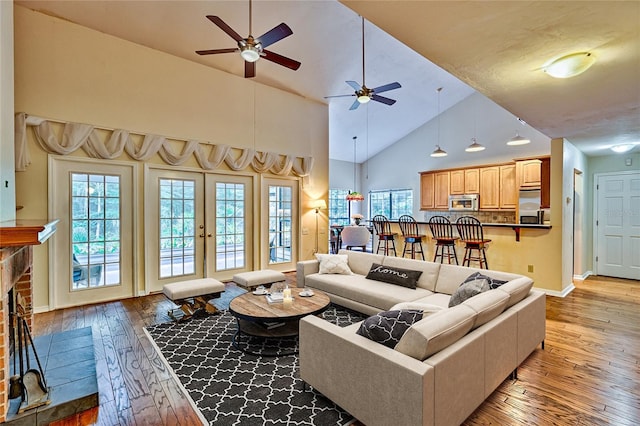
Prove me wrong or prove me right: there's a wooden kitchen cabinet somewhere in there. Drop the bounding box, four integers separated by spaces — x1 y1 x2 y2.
479 166 500 209
434 171 450 209
420 172 435 209
540 157 551 208
517 159 542 187
450 170 465 195
464 168 480 194
499 164 517 209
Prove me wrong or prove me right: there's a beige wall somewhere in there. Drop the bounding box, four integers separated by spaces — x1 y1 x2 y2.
13 6 329 311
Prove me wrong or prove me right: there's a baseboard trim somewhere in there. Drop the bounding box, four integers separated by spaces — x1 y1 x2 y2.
543 284 576 298
573 271 593 281
34 305 50 314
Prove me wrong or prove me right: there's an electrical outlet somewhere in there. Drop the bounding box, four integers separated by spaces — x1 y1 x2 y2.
527 264 534 273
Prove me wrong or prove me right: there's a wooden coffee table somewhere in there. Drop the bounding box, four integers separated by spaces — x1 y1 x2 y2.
229 287 330 356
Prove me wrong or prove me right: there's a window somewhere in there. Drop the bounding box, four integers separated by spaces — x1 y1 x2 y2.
215 182 246 271
369 189 413 219
329 189 350 225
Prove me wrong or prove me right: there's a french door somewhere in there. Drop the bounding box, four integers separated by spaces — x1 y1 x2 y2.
262 177 299 271
145 168 254 293
50 158 135 308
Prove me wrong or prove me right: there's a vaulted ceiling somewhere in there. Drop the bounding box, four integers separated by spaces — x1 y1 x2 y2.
15 0 640 161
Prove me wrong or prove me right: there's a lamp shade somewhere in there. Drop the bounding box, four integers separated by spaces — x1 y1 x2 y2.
430 145 447 158
465 138 485 152
507 133 531 146
543 52 595 78
310 199 327 210
346 191 365 201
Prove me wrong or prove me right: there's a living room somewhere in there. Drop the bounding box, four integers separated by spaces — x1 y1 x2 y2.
1 1 639 425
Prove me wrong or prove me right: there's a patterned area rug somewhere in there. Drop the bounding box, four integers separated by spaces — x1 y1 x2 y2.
145 304 366 425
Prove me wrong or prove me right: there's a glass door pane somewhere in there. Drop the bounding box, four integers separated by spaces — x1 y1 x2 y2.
215 182 246 271
159 178 196 278
269 185 293 264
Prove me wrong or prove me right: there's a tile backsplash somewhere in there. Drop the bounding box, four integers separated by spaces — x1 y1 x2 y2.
423 211 516 224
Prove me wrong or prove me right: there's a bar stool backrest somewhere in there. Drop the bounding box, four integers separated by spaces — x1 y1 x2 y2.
428 216 454 239
455 216 485 242
398 215 420 236
372 215 391 235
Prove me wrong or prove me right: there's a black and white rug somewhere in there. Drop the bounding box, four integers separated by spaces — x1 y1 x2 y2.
145 304 366 425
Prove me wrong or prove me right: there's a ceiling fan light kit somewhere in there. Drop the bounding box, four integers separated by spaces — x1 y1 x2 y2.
239 44 260 62
543 52 595 78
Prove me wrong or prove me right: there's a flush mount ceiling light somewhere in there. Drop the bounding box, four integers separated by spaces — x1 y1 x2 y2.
430 145 448 157
610 144 635 153
507 132 531 146
465 138 485 152
543 52 596 78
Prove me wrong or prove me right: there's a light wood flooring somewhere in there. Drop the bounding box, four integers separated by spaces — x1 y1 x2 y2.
35 274 639 426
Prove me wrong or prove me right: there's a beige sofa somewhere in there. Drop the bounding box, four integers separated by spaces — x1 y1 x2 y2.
296 250 545 426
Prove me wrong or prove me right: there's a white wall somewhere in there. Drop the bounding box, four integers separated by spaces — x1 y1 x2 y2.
0 1 15 221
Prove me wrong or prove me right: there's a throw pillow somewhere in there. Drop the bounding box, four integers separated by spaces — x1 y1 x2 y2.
365 263 423 289
356 310 424 349
448 272 509 307
315 254 353 275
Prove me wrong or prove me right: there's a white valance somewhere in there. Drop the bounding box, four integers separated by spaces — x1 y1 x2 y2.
14 112 314 177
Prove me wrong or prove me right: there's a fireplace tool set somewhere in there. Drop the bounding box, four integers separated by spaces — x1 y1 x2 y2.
9 306 50 413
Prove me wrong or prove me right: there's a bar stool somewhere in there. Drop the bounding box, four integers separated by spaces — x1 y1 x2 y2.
398 215 425 260
372 215 397 256
428 216 458 264
455 216 491 269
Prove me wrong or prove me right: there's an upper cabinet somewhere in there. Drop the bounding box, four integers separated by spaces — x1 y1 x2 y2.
464 168 480 194
420 172 435 209
434 172 450 209
479 166 500 209
420 171 450 210
499 164 517 209
517 159 542 187
540 157 551 208
450 170 465 195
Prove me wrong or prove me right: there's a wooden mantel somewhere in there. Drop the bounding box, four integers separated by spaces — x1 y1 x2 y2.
0 219 59 247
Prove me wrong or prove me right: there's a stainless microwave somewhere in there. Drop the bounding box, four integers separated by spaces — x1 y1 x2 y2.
449 194 479 211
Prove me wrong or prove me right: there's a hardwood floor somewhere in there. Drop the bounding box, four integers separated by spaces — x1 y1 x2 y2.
35 275 639 426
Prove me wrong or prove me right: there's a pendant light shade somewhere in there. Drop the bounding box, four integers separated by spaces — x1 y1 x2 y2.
507 133 531 146
465 138 485 152
430 145 448 157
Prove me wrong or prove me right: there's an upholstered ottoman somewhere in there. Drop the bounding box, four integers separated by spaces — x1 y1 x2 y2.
233 270 286 290
163 278 225 321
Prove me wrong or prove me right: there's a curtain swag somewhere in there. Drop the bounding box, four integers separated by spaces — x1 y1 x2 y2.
14 112 314 177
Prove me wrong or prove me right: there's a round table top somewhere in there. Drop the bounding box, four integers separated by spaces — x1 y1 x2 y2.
229 287 331 322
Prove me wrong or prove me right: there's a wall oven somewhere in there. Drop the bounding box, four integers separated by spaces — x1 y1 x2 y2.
449 194 479 211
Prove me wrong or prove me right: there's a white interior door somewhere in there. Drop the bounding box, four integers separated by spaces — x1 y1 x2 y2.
595 171 640 280
50 158 135 308
145 167 205 293
205 174 254 279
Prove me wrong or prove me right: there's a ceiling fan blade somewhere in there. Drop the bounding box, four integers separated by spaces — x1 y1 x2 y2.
371 94 396 106
196 48 238 55
206 16 243 42
346 81 362 91
245 61 256 78
262 49 301 70
324 94 356 99
349 99 361 110
372 82 401 94
257 23 293 49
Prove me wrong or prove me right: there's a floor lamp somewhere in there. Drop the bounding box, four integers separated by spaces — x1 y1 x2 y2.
311 200 327 253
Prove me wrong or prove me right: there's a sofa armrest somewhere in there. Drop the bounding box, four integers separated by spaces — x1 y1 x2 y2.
299 315 434 426
296 259 319 288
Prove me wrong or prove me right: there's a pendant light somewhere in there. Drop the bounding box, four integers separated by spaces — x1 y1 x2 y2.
346 136 364 201
465 95 485 153
507 117 531 146
430 87 447 158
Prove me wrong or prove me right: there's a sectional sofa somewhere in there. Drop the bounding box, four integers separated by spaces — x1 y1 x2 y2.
296 249 546 426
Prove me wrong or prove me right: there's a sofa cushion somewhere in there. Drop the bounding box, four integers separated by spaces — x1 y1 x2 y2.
448 273 508 307
315 254 353 275
495 277 534 307
305 273 433 311
395 304 477 360
462 289 510 328
365 263 423 289
434 263 523 295
356 309 424 349
390 301 444 315
381 256 441 291
338 249 384 276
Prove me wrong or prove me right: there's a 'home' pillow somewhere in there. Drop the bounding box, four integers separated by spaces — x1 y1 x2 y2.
366 263 423 289
315 254 353 275
356 309 424 349
448 272 508 307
